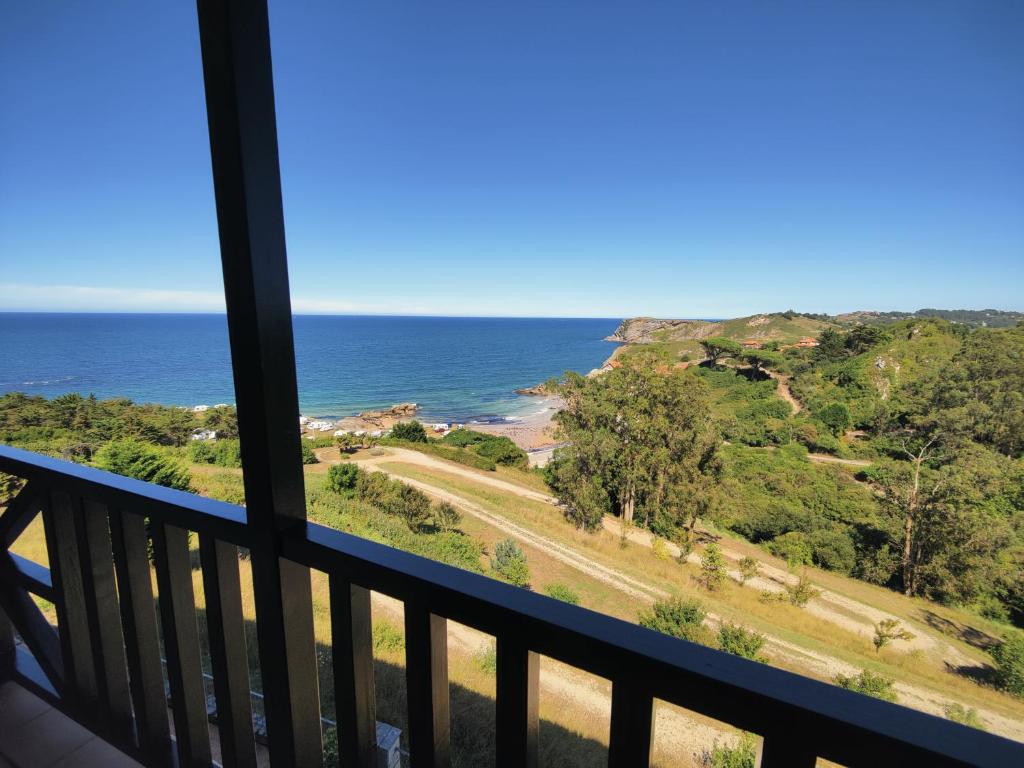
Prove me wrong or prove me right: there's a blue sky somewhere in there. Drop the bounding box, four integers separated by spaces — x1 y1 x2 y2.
1 1 1022 317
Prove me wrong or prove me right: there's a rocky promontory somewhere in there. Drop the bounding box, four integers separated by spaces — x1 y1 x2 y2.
605 317 719 344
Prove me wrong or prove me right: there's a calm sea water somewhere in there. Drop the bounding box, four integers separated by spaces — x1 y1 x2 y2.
0 313 620 421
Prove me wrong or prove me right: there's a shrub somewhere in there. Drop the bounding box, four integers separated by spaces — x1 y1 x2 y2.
991 632 1024 698
391 421 427 442
873 619 914 653
474 435 528 467
474 642 497 674
738 556 759 585
701 733 756 768
834 669 897 702
545 583 580 605
433 501 462 533
817 402 851 436
652 537 672 561
785 572 820 607
441 428 489 447
95 439 191 491
390 484 432 531
767 531 812 567
808 528 856 574
327 462 361 495
945 703 986 731
638 597 710 644
717 623 766 661
372 621 405 653
300 441 318 464
492 538 530 587
699 543 727 591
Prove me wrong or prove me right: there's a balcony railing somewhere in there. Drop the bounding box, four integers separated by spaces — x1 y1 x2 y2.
2 444 1022 768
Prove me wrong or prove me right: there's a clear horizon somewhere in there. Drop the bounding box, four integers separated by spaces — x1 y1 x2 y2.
2 2 1023 316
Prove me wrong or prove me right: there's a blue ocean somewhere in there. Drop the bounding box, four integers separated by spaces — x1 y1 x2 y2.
0 313 620 421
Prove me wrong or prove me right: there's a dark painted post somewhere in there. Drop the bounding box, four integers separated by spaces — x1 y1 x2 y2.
195 1 322 765
0 604 13 681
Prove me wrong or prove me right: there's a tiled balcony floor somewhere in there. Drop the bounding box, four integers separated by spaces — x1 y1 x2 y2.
0 682 142 768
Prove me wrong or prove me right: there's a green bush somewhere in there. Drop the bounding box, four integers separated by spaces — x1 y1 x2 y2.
300 441 318 464
95 439 191 491
544 583 581 605
638 597 710 644
433 501 463 533
991 632 1024 698
699 543 727 591
808 528 857 574
817 402 851 436
441 428 490 447
492 538 531 587
474 434 528 467
702 733 756 768
717 623 766 661
834 669 897 702
327 462 362 495
372 621 405 653
474 642 497 674
391 421 428 442
767 531 812 566
945 703 986 730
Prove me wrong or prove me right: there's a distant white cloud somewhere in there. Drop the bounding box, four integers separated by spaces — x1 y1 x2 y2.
0 282 433 315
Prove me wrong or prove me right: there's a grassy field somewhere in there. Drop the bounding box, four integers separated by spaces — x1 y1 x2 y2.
371 459 1024 726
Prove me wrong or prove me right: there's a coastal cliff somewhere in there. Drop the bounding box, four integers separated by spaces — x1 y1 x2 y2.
605 317 719 344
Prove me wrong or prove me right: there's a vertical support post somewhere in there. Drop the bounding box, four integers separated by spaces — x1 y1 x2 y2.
405 604 450 768
195 1 321 765
0 603 14 681
608 679 654 768
495 638 539 768
330 580 377 768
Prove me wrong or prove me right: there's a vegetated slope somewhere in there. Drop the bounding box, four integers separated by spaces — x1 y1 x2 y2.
607 312 835 347
837 308 1024 329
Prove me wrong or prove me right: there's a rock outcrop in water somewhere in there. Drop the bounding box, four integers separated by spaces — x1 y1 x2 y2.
515 383 551 396
356 403 418 425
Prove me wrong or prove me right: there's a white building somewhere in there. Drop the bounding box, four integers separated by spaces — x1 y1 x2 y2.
192 405 210 413
191 429 217 441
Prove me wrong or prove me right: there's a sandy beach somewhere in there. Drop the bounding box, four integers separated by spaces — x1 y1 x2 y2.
466 395 564 450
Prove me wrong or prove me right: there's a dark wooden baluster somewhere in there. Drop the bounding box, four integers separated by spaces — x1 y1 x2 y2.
109 510 172 763
151 522 212 767
608 679 654 768
43 490 97 718
405 603 450 768
199 536 255 768
75 499 133 746
330 579 377 768
758 734 818 768
495 637 539 768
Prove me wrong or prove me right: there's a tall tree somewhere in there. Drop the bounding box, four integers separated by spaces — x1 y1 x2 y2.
547 356 721 542
699 337 743 366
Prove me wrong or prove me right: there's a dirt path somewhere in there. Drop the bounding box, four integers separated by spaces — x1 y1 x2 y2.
766 370 802 414
321 449 1024 741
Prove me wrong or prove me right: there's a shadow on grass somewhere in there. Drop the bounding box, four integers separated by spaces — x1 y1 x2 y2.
919 609 1000 652
188 608 609 767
